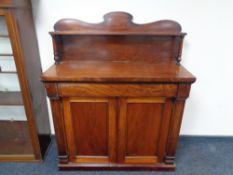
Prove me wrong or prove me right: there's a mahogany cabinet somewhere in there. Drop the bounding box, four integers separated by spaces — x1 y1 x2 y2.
0 0 51 161
42 12 196 171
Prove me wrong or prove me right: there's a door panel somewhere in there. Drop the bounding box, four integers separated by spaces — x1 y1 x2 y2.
126 103 163 156
71 101 108 156
63 98 117 163
118 97 172 164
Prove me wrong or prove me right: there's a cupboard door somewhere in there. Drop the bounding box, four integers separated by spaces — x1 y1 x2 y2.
118 97 173 164
63 97 117 163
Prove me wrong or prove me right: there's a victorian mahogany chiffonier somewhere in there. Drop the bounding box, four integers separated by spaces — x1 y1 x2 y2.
42 12 196 171
0 0 51 161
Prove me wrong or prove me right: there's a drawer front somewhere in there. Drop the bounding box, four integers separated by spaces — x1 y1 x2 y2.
58 83 177 97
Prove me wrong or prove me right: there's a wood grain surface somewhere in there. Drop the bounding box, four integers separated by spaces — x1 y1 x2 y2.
42 61 195 83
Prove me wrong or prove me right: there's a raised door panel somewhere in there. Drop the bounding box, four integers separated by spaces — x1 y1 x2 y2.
63 98 117 163
118 97 173 164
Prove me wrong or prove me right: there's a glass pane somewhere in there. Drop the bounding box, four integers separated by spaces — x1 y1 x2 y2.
0 16 33 155
0 37 12 54
0 56 16 72
0 106 26 121
0 74 21 91
0 16 8 35
0 118 33 155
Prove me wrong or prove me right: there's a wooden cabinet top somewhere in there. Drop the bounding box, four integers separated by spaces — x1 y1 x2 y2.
42 61 195 83
42 12 195 83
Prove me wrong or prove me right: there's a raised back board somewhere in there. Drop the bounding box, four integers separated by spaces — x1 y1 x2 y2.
50 12 185 64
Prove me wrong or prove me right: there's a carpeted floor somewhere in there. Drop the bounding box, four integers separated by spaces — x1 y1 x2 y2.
0 136 232 175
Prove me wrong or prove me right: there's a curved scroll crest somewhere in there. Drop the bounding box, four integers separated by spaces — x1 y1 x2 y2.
54 11 182 33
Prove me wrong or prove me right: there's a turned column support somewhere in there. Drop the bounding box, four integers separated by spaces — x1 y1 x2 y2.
165 83 191 164
51 35 63 64
176 35 185 65
44 83 69 163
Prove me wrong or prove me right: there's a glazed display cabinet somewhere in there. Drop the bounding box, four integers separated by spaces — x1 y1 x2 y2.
0 0 51 161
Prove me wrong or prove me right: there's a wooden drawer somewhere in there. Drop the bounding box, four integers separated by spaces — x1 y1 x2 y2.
58 83 177 97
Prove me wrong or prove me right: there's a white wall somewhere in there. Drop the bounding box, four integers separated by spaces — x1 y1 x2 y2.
31 0 233 136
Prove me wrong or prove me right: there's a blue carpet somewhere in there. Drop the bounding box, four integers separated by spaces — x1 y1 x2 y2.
0 136 233 175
